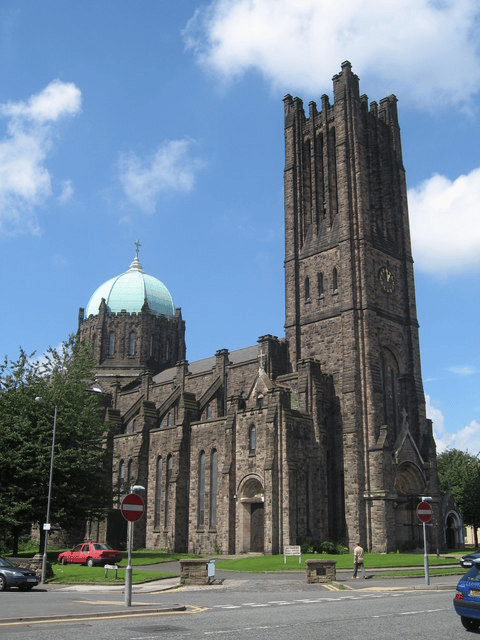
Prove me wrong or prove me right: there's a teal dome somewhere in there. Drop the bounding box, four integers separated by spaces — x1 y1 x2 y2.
85 255 175 318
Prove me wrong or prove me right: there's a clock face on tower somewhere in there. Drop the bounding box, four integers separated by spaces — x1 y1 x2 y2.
379 266 395 293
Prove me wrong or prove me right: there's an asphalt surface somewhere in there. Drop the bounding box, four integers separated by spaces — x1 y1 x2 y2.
0 562 462 625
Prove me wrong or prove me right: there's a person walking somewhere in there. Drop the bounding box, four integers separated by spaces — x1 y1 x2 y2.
352 543 366 579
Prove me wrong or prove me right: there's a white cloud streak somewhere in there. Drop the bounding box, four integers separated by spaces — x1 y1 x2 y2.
118 139 205 214
57 179 74 205
0 80 81 236
427 395 480 455
183 0 480 109
408 169 480 274
447 365 479 376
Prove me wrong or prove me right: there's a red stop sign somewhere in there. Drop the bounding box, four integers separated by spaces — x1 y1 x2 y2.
417 501 432 523
121 493 145 522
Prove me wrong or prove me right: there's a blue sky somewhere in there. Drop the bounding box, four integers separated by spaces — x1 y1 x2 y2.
0 0 479 454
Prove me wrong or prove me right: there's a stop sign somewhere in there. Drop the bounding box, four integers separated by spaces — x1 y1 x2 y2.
121 493 145 522
417 501 432 523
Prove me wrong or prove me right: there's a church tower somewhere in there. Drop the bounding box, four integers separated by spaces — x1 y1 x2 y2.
284 62 439 551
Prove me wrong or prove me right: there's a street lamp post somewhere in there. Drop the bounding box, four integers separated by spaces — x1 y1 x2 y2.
35 399 57 584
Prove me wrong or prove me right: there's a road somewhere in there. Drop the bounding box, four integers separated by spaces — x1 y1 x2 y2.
0 571 463 640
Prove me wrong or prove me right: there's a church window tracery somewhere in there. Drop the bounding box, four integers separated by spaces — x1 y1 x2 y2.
127 459 133 488
210 450 218 528
380 348 401 440
118 460 125 501
154 456 162 529
164 455 172 528
249 424 256 453
332 267 338 293
129 331 135 356
317 272 324 297
198 451 205 527
108 331 115 356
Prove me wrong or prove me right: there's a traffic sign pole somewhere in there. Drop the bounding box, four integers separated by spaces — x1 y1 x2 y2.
121 493 145 607
417 500 432 586
423 521 430 586
125 520 133 607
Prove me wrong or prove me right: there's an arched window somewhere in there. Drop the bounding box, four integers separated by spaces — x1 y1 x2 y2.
129 330 135 356
167 412 172 427
125 422 130 434
205 404 211 419
249 425 256 453
154 457 162 529
132 419 137 433
198 451 205 527
91 333 96 355
127 459 133 488
164 455 172 528
380 349 401 440
332 267 338 293
317 272 324 297
210 450 218 528
257 394 264 409
149 335 154 357
165 339 170 360
304 276 310 302
118 460 125 501
108 331 115 356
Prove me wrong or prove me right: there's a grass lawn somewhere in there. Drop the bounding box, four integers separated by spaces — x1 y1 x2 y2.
49 562 177 585
214 552 461 572
16 547 462 583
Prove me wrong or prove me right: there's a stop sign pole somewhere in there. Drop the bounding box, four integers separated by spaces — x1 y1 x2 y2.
417 498 433 586
121 490 145 607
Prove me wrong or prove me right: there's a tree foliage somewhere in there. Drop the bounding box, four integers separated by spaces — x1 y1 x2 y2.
437 449 480 546
0 336 112 554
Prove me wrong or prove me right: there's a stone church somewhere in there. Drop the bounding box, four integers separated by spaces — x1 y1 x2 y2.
78 62 443 554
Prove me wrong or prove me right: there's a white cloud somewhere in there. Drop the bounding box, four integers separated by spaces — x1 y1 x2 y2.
52 254 68 268
1 79 81 123
0 80 81 236
426 394 450 452
447 365 479 376
183 0 480 109
427 395 480 454
57 179 74 205
451 421 480 456
408 169 480 274
118 139 205 214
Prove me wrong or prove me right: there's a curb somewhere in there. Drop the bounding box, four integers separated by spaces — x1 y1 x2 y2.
0 604 187 626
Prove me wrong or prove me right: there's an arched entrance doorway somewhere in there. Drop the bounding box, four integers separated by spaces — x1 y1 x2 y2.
393 462 426 550
445 511 463 549
238 477 265 553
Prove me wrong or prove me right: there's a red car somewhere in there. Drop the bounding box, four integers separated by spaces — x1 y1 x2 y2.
58 542 122 567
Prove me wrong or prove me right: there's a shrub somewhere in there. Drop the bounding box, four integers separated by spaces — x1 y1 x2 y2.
335 543 349 555
299 537 320 553
319 540 337 554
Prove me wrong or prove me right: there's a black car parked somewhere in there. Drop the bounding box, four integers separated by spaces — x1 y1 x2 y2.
0 556 39 591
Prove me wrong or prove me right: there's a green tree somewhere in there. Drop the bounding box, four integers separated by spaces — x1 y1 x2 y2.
437 449 480 548
0 336 113 555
